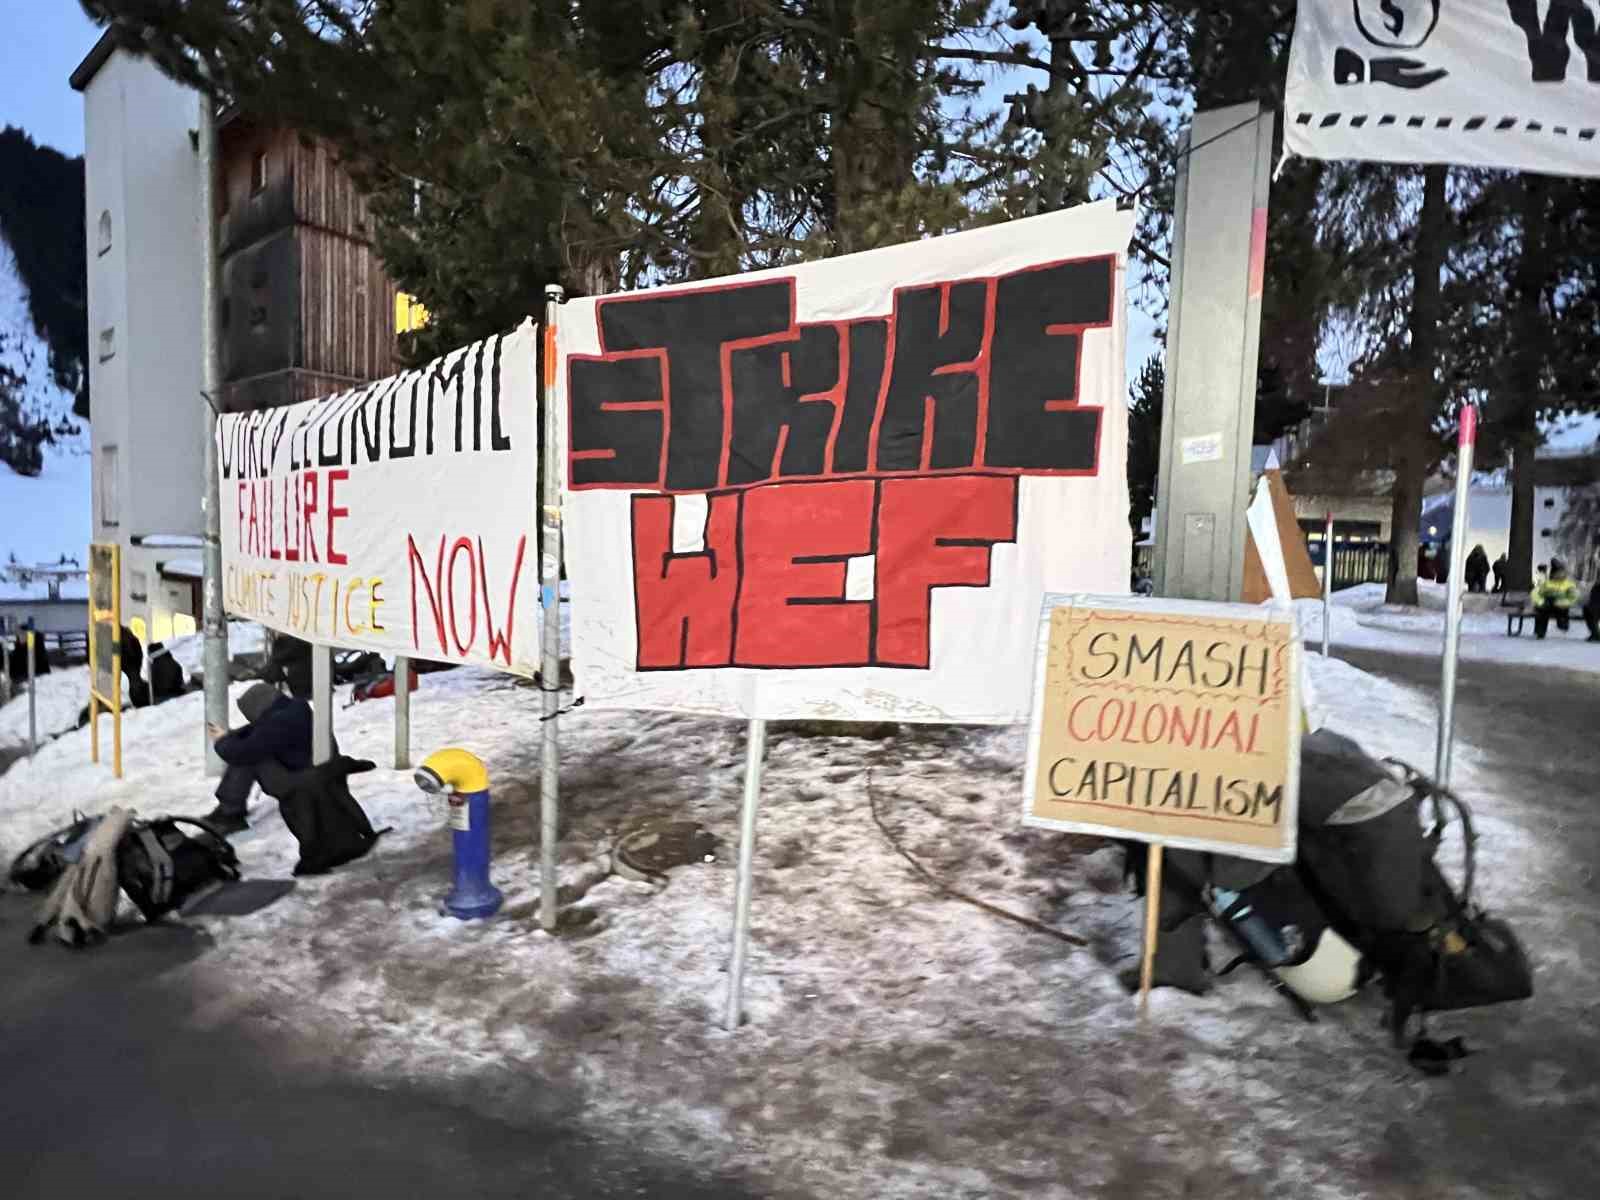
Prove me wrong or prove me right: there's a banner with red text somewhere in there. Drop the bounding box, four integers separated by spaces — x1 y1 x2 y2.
559 202 1134 722
217 322 539 674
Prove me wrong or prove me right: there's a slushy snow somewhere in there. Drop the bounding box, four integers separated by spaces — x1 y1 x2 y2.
1 643 1587 1199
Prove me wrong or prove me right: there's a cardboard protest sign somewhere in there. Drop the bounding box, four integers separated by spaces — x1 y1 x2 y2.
559 201 1135 722
217 323 540 674
1022 594 1300 864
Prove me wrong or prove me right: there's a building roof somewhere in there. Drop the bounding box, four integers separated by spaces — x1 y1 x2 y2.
69 28 128 93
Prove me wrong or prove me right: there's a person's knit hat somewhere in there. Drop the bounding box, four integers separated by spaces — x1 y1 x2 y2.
238 682 281 724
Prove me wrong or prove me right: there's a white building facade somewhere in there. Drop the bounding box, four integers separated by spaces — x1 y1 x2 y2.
72 33 205 645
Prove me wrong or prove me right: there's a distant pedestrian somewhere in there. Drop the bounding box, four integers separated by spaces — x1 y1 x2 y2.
1532 559 1580 640
1417 545 1435 582
1492 553 1507 594
1584 582 1600 643
1464 544 1490 593
1436 543 1451 586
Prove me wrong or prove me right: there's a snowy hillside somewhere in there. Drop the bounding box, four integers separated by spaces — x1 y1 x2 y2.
0 228 89 568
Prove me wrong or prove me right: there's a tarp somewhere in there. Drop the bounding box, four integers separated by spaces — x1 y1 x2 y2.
558 201 1135 722
1286 0 1600 178
216 323 540 674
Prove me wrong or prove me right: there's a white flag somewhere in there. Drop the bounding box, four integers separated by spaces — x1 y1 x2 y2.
1286 1 1600 178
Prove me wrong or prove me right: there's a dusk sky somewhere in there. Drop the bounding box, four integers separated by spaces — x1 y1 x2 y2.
1 3 102 155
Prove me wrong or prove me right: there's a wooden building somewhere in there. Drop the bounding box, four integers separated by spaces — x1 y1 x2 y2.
215 115 399 411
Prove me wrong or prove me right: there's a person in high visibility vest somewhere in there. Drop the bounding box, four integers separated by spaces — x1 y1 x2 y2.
1532 558 1581 640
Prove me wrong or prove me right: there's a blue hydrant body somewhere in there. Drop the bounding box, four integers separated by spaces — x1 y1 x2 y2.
415 749 504 920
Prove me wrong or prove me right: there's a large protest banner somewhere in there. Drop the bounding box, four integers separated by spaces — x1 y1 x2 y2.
217 323 540 674
559 202 1134 722
1022 594 1301 864
1286 0 1600 178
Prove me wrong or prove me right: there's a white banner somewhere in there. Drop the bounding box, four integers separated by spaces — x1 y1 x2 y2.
218 323 540 674
558 202 1134 723
1286 1 1600 177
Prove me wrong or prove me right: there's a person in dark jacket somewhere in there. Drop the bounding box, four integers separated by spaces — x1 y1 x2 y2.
1492 553 1508 594
146 640 186 701
7 623 51 683
119 625 151 708
260 633 313 698
1464 544 1490 593
1585 582 1600 643
205 683 315 833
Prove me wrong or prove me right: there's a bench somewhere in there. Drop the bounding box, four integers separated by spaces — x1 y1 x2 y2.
1506 607 1584 638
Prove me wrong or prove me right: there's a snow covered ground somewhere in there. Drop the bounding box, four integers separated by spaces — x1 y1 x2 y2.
1299 581 1600 672
2 640 1587 1199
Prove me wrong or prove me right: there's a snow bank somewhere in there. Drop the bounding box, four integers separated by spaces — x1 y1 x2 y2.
0 645 1581 1199
1299 581 1600 672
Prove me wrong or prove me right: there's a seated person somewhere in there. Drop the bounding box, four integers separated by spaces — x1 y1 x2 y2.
205 683 315 834
1531 558 1580 640
261 633 313 699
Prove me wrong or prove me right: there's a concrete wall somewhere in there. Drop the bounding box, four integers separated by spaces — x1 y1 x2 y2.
83 49 204 627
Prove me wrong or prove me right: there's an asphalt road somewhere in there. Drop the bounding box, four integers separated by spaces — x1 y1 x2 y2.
1333 645 1598 1200
0 896 761 1200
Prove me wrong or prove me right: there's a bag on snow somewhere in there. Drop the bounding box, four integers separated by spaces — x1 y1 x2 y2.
9 812 102 893
350 664 419 704
116 816 241 922
29 808 135 947
277 756 387 876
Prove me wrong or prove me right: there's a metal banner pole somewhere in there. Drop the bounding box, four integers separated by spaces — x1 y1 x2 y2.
199 96 229 777
539 285 566 933
725 717 768 1032
112 546 122 779
1321 510 1334 657
312 645 333 765
394 655 411 770
1436 405 1476 786
26 630 37 757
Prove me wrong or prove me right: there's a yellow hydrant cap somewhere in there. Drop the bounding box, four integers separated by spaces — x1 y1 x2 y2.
418 747 490 795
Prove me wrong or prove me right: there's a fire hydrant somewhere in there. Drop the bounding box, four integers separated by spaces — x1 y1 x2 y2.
413 748 504 920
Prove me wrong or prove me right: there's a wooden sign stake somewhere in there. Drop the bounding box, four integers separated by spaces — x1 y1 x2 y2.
1138 842 1165 1021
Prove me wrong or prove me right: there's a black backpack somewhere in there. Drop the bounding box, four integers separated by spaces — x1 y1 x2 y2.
9 813 101 893
277 756 387 876
117 817 241 921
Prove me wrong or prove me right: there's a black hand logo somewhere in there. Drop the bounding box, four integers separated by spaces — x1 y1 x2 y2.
1370 56 1449 88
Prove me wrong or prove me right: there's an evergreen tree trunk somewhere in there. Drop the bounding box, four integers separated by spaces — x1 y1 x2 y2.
1502 177 1548 593
1507 430 1539 591
1386 164 1448 606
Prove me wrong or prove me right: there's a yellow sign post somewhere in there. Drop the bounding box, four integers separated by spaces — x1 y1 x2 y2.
87 542 123 778
1022 594 1301 1017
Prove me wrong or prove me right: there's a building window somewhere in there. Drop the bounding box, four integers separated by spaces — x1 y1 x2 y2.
98 327 116 361
251 149 268 195
99 445 119 527
97 210 112 255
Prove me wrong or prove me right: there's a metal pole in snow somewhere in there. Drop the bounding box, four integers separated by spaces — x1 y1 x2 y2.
26 630 37 757
539 286 566 934
312 645 333 765
1436 405 1477 786
394 655 411 770
198 95 229 777
725 717 768 1031
1321 511 1334 657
